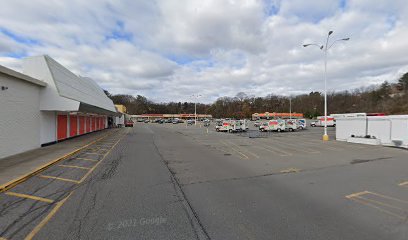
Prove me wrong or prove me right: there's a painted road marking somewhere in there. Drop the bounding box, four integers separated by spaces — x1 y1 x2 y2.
253 144 292 157
79 132 127 183
257 139 293 156
73 157 98 162
220 140 249 159
346 191 408 220
280 168 301 173
38 175 80 184
226 140 260 158
58 164 92 170
272 140 320 154
17 129 128 240
398 181 408 186
24 192 73 240
5 192 54 203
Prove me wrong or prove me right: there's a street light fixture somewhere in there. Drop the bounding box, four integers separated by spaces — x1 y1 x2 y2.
191 94 202 125
303 30 349 141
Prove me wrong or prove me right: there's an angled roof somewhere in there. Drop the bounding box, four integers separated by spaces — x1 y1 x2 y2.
0 64 46 87
43 56 116 113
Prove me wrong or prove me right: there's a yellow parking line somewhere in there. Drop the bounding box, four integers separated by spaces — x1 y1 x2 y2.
0 237 8 240
220 140 249 159
58 165 91 170
38 175 80 184
272 140 320 154
280 168 301 173
24 130 128 240
398 181 408 186
25 192 73 240
356 196 405 211
253 144 291 157
346 191 408 220
226 140 260 158
79 131 128 183
74 157 98 162
6 192 54 203
349 196 406 220
345 191 370 198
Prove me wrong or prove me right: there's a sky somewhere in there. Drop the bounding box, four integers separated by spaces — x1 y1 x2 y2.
1 0 408 103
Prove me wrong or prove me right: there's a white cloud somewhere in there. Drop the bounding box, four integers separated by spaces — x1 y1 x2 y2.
0 0 408 103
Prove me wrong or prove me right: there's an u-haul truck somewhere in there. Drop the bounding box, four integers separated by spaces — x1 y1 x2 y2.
259 119 286 132
240 119 249 132
215 120 242 133
285 119 298 131
311 116 335 127
296 119 307 129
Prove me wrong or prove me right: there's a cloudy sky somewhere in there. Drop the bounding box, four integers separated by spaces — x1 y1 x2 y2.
1 0 408 103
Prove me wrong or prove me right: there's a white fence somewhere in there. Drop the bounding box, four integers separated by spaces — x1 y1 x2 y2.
336 115 408 148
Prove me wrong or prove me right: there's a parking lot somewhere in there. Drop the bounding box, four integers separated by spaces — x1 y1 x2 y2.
152 121 406 175
1 121 408 239
148 120 408 239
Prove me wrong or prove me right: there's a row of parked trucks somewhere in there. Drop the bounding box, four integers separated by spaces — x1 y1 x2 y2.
258 119 306 132
214 119 307 133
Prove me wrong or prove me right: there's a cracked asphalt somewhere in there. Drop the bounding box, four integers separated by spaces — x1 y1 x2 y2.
1 123 408 239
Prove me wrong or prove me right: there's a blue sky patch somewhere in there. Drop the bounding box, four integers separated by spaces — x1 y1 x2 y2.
0 28 40 45
105 20 133 41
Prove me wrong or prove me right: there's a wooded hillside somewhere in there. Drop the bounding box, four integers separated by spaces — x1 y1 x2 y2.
106 72 408 119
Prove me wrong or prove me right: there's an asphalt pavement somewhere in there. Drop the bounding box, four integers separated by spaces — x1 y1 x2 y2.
1 123 408 240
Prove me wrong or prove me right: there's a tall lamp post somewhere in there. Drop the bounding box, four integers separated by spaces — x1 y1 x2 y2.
191 94 202 125
303 30 349 141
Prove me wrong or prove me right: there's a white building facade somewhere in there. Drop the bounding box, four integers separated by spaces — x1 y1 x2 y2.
0 55 117 159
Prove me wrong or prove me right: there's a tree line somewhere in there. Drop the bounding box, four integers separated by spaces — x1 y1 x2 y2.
105 72 408 119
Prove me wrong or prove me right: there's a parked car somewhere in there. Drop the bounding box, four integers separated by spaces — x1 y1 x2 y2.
187 119 195 125
144 119 149 123
125 120 134 127
254 121 261 127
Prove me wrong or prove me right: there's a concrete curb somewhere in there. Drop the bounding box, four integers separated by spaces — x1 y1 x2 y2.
0 131 112 193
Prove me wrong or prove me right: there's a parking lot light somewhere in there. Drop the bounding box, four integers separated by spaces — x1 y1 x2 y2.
303 31 350 141
191 94 202 125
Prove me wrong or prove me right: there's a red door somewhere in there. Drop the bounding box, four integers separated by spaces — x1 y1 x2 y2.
70 115 77 137
86 117 91 133
79 116 85 135
93 117 96 131
57 115 68 140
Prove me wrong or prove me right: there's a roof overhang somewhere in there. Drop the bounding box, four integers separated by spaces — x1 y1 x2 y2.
79 102 121 116
0 64 46 87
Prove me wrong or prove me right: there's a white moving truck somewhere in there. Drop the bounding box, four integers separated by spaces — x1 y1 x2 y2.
296 119 307 129
259 119 286 132
311 116 335 127
215 120 242 133
285 119 298 131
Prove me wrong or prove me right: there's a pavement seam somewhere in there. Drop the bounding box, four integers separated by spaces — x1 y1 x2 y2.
152 133 211 240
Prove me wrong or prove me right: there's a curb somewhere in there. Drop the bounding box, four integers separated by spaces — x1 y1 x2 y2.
0 131 113 193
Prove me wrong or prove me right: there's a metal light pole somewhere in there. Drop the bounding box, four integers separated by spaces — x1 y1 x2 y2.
289 96 292 120
191 94 202 125
303 31 349 141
